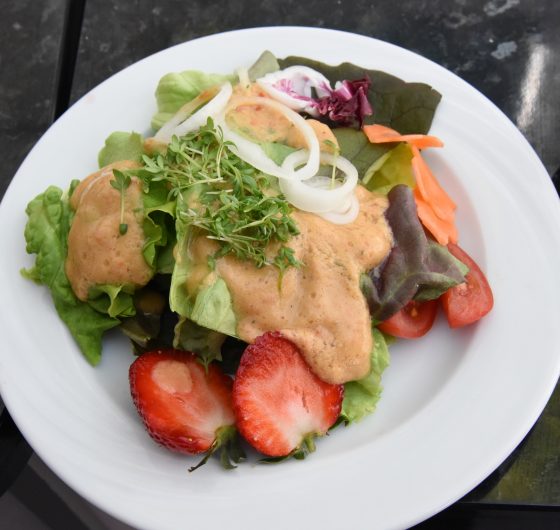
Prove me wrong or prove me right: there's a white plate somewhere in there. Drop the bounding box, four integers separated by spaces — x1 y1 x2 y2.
1 27 559 530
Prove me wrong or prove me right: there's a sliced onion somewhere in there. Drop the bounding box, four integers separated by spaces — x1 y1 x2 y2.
318 193 360 224
154 82 233 143
279 151 358 213
236 67 250 89
256 66 332 116
217 96 320 180
154 87 220 142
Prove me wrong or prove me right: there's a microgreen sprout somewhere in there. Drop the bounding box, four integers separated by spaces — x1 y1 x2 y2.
323 139 341 190
110 169 132 235
137 119 301 274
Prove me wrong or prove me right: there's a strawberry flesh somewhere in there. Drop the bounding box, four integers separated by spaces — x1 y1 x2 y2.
129 349 235 455
233 332 344 457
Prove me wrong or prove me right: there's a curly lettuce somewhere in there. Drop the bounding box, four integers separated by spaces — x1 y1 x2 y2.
340 328 390 423
22 186 120 365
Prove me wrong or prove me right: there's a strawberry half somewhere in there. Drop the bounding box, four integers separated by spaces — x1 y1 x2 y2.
233 332 344 458
129 349 245 471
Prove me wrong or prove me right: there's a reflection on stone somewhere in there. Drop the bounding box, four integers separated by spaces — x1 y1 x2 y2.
516 41 548 131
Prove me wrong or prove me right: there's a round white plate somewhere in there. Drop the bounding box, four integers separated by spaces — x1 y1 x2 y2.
1 27 559 530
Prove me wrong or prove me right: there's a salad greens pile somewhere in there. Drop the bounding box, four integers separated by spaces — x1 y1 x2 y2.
22 51 466 426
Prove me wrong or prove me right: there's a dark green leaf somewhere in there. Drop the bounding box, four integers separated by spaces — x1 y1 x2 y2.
119 282 176 353
333 128 392 177
279 56 442 134
173 317 226 369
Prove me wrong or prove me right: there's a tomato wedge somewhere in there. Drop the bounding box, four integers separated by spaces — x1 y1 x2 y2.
377 299 438 339
441 243 494 328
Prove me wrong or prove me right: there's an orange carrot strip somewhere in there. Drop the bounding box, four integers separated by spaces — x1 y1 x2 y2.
414 189 458 245
411 154 429 200
411 147 454 222
363 123 458 244
411 146 456 219
363 124 444 149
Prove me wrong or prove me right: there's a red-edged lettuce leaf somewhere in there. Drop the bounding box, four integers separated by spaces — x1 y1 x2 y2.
363 185 467 322
278 56 442 134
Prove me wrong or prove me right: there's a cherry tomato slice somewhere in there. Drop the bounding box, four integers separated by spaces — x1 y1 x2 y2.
441 243 493 328
377 299 438 339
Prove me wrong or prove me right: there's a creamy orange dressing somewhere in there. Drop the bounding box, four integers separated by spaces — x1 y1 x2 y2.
188 186 392 384
65 161 153 301
227 85 338 153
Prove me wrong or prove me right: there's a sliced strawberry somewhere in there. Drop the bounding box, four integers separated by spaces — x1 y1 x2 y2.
233 332 344 458
129 349 244 470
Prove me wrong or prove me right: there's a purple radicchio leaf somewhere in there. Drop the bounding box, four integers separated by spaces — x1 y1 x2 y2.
363 185 468 322
313 77 373 127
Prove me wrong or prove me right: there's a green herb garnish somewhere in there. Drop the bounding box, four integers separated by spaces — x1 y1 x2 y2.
138 119 301 273
110 169 132 235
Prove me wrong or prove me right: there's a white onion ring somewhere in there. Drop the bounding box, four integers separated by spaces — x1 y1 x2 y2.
279 151 358 213
217 96 320 180
256 66 332 116
318 193 360 224
154 87 220 142
236 67 250 88
155 82 233 143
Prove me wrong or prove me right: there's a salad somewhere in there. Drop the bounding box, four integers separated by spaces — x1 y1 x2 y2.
22 51 493 469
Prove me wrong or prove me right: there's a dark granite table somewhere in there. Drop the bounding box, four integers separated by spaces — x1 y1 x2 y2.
1 1 559 528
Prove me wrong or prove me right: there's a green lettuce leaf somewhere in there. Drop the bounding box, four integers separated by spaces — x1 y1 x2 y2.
174 317 226 368
142 210 176 274
248 50 280 81
341 328 390 423
169 192 196 318
169 189 237 337
87 284 136 318
190 278 237 336
279 56 442 134
363 185 468 322
261 142 298 165
152 71 236 131
170 239 237 337
135 175 177 274
22 186 119 365
333 128 392 177
98 131 144 167
363 143 415 194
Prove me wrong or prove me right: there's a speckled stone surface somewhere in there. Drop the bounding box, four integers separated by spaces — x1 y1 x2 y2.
0 0 66 198
70 0 560 179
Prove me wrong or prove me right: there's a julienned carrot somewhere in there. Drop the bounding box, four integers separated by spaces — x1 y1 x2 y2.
362 124 444 149
410 146 456 218
362 124 458 245
414 188 458 245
